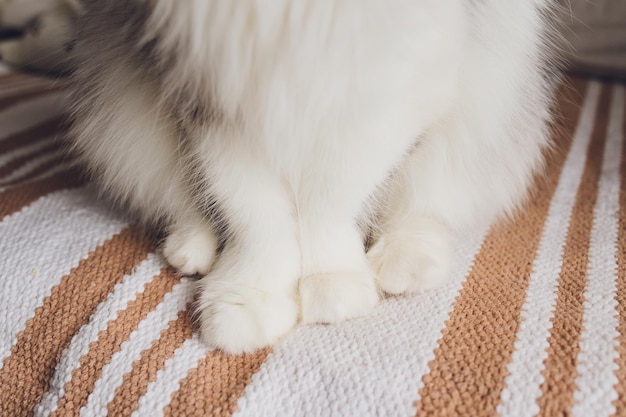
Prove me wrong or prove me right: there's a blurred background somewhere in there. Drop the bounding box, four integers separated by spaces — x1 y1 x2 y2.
560 0 626 80
0 0 624 80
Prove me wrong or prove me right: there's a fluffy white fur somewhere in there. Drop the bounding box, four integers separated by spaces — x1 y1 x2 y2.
70 1 558 354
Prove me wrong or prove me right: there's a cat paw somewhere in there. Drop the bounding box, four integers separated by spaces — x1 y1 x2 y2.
163 224 218 275
299 269 380 324
198 284 299 354
368 218 451 295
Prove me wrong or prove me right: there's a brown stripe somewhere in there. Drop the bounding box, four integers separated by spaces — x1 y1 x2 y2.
0 116 66 154
0 140 63 180
611 86 626 417
0 78 59 98
1 155 71 188
163 349 270 417
413 79 589 417
0 72 45 86
50 269 180 417
0 72 62 88
0 72 27 84
0 228 154 417
535 83 612 417
0 169 84 221
106 310 194 417
0 85 61 112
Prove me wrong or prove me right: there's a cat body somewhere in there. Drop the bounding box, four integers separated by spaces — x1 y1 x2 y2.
70 1 557 353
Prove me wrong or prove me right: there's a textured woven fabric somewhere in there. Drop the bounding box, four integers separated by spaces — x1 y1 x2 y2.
0 67 625 417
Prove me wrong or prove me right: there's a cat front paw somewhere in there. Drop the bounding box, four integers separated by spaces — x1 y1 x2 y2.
163 223 218 275
299 269 379 324
368 217 451 295
197 284 299 354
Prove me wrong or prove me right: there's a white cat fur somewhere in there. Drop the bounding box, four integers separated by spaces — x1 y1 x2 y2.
70 1 558 353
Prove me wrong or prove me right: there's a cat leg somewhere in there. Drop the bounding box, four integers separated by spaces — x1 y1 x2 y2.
298 215 380 324
367 4 553 294
296 148 393 324
369 95 549 294
70 66 219 276
195 141 301 354
367 126 458 295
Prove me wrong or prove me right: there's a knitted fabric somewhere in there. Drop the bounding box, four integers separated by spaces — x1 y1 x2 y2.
0 66 625 417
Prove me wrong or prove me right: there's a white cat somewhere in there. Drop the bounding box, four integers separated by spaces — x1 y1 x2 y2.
69 1 559 354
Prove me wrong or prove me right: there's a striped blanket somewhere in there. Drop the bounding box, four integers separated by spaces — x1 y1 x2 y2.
0 67 624 417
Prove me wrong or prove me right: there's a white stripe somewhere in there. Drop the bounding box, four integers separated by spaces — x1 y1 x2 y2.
496 81 602 417
33 254 164 417
79 279 194 417
571 85 624 417
0 135 54 167
0 149 63 184
132 336 209 417
0 187 128 368
234 228 487 417
0 92 66 141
